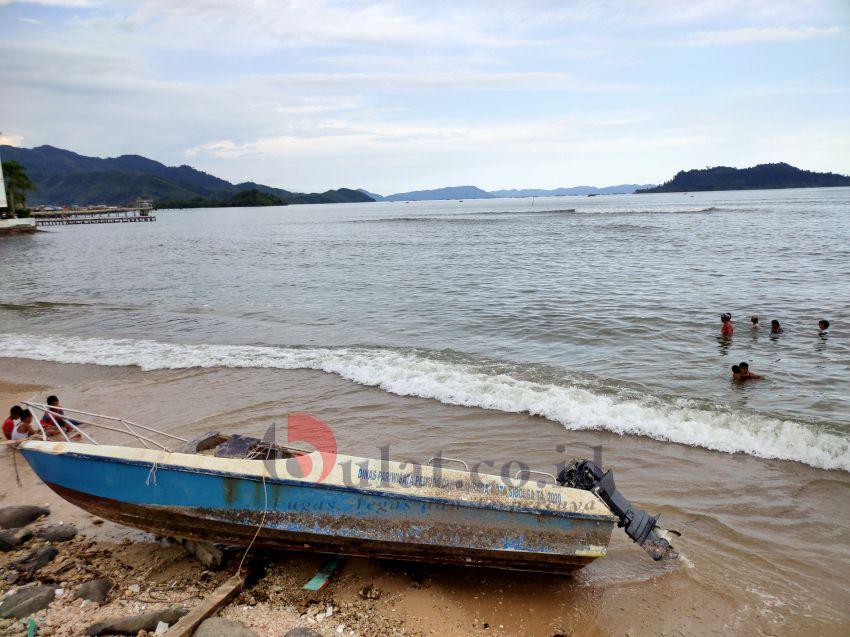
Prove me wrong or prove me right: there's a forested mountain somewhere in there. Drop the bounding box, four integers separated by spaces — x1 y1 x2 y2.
0 145 373 206
637 163 850 193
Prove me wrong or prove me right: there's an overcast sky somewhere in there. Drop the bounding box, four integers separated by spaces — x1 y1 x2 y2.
1 1 848 194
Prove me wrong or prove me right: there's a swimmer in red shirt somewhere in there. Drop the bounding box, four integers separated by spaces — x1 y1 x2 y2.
720 313 734 336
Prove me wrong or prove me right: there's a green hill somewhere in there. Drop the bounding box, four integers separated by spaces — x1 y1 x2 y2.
637 163 850 193
0 145 373 207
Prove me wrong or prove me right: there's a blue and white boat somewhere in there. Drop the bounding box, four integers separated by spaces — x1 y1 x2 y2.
18 403 677 573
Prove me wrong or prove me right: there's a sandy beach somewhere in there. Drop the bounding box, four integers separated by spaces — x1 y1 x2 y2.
2 359 849 636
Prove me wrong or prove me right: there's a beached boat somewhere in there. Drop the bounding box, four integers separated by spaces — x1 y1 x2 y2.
17 403 677 573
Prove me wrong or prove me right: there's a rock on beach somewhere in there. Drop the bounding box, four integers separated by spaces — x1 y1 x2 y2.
0 506 50 529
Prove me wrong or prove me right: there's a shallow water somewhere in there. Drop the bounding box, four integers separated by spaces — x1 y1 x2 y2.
1 188 849 469
1 190 850 634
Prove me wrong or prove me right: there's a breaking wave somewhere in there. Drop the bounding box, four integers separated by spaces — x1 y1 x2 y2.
1 333 847 472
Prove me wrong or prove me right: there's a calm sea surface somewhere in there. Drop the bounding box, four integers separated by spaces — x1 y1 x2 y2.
1 188 849 469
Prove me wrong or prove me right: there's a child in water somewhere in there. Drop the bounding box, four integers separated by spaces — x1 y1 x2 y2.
818 319 830 335
738 362 763 380
751 315 759 329
771 320 783 334
720 313 734 336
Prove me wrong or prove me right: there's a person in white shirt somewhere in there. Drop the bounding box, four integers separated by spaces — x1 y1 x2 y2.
11 409 36 441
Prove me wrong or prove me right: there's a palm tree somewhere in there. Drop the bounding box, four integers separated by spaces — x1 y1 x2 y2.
2 160 38 218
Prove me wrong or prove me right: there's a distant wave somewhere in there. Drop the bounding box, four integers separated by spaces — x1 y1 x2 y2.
354 207 731 223
352 216 506 224
466 208 578 216
2 333 847 472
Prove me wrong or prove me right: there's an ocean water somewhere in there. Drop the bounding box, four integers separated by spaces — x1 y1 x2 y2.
1 187 849 471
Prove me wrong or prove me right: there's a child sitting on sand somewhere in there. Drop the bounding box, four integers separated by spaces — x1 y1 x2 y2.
40 395 76 436
3 405 23 441
11 409 37 441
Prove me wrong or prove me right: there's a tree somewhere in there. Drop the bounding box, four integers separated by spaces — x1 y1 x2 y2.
2 160 38 218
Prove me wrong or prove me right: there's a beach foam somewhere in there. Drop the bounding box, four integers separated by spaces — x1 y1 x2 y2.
1 333 847 472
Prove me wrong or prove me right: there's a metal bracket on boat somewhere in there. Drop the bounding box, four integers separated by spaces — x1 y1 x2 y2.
557 458 679 562
427 456 469 471
513 469 557 484
23 401 188 452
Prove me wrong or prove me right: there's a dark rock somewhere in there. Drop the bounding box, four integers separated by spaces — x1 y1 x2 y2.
12 545 58 579
358 584 382 600
0 506 49 529
0 528 33 552
35 524 78 542
284 629 322 637
86 606 188 635
0 585 55 619
74 579 113 604
194 617 261 637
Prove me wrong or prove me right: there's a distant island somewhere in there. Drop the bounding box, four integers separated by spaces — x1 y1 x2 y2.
637 163 850 193
0 145 373 207
362 183 654 202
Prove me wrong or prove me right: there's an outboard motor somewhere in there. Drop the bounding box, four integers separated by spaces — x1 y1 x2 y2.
558 459 679 561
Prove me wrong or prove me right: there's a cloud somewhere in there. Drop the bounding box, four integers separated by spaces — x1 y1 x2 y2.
680 25 841 46
0 132 25 146
0 0 97 5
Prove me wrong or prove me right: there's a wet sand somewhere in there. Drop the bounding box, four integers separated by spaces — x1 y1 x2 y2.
2 359 849 636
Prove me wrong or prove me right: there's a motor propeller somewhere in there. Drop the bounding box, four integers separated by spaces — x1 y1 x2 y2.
557 459 679 561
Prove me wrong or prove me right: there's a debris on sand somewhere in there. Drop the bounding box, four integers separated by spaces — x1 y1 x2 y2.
176 538 224 569
0 506 50 529
11 545 58 580
284 628 322 637
358 584 382 600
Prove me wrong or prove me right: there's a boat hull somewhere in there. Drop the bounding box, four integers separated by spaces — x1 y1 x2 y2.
21 442 615 573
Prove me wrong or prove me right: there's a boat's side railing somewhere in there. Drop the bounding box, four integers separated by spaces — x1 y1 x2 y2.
427 456 469 471
23 401 188 452
514 469 557 483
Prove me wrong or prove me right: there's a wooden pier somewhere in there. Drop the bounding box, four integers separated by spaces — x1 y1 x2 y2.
34 206 156 227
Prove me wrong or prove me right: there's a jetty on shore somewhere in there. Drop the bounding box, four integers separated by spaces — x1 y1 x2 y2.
33 202 155 226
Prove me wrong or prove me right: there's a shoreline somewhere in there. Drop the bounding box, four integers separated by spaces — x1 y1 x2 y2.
2 359 849 635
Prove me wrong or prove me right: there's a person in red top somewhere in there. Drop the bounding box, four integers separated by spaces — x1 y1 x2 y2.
720 313 734 336
3 405 23 440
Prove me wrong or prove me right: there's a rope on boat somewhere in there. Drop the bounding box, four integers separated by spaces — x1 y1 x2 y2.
236 442 272 575
12 443 22 487
146 460 159 486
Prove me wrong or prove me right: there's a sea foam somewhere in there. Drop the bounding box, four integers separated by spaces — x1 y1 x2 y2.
1 333 847 472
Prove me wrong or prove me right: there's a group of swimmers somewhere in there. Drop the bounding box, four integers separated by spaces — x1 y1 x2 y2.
718 313 832 381
2 396 76 442
719 313 830 337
